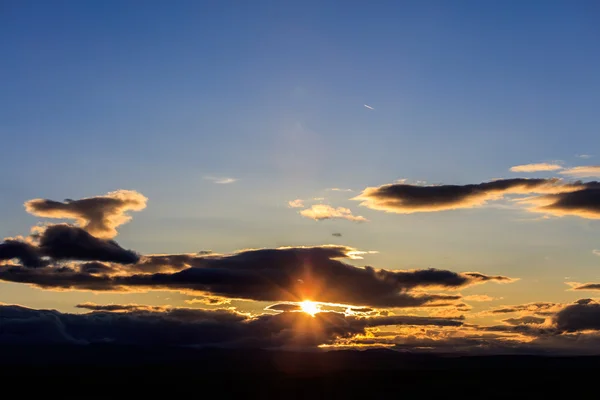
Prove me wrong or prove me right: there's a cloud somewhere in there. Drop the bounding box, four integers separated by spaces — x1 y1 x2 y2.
184 296 231 306
568 282 600 291
463 294 496 302
0 240 47 268
354 178 572 214
0 244 513 308
0 225 139 267
554 300 600 332
483 302 562 316
0 304 461 348
24 190 147 239
204 176 238 184
364 104 374 110
593 250 600 257
577 154 592 159
502 316 546 325
75 303 168 312
37 224 139 264
517 181 600 219
265 303 303 312
288 199 304 208
327 188 354 192
332 233 342 237
510 163 563 172
299 205 368 222
559 166 600 178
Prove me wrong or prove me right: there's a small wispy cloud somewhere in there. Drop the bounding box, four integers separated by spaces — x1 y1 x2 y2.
559 166 600 178
288 199 304 208
364 104 374 110
463 295 497 302
593 250 600 257
509 163 563 173
299 204 368 222
327 188 354 192
204 176 238 184
577 154 593 159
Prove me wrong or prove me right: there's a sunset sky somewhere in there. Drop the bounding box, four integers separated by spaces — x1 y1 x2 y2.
1 1 600 353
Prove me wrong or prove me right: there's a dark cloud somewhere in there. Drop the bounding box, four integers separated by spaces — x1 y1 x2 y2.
569 283 600 291
24 190 147 239
75 303 167 312
265 303 303 312
332 233 342 237
554 300 600 332
485 302 561 316
354 178 570 214
502 316 547 325
0 304 461 348
518 181 600 219
0 245 513 308
37 225 139 264
0 240 47 268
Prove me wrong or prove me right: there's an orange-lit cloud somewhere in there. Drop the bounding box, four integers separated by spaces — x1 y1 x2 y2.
510 163 563 172
288 199 304 208
24 190 147 239
354 178 574 214
517 182 600 219
559 166 600 178
300 204 368 222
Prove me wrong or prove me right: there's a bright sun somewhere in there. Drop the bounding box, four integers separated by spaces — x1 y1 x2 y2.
300 300 320 316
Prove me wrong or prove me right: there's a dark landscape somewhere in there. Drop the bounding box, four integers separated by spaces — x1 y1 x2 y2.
2 345 597 396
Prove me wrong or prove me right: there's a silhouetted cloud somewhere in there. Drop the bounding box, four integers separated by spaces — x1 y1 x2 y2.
559 166 600 178
37 225 139 264
554 300 600 332
510 163 563 172
569 282 600 291
0 245 513 308
0 240 47 268
332 232 342 237
503 316 546 325
75 303 167 312
299 205 367 222
265 303 303 312
354 178 571 214
24 190 147 239
484 302 562 316
518 181 600 219
0 304 462 348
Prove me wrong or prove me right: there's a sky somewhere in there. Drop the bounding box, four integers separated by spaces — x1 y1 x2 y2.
1 0 600 354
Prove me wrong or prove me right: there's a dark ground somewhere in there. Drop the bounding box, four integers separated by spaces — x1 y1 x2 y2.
1 345 597 397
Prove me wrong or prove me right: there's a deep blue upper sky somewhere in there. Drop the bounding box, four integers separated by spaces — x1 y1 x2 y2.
1 1 600 310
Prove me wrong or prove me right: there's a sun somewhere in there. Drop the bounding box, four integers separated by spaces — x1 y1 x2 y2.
300 300 320 316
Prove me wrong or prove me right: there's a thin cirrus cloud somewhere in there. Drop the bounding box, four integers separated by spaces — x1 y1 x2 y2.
353 178 577 214
299 204 368 222
364 104 374 110
559 166 600 178
203 176 238 184
24 190 147 239
509 163 563 172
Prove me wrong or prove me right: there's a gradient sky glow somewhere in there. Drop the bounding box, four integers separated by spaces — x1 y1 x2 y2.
2 1 600 352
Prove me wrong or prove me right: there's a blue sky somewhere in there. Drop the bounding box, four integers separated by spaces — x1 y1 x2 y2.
1 0 600 327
